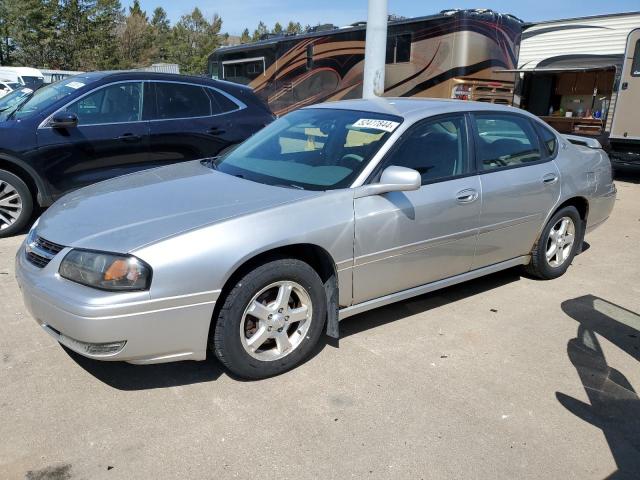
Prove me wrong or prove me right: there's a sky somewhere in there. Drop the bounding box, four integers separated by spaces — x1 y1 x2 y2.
124 0 640 35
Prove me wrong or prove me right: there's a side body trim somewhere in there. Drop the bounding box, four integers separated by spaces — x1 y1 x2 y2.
338 256 529 320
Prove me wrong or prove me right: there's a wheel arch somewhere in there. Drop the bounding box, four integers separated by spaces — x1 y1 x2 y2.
210 243 341 343
0 154 50 206
554 196 589 223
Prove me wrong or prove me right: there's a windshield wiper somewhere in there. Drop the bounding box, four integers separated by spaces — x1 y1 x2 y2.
272 183 305 190
201 156 220 170
6 92 34 120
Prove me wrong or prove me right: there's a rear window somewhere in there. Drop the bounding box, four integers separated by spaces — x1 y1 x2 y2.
209 89 239 114
154 82 211 119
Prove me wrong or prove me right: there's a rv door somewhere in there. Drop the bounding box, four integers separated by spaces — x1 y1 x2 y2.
610 28 640 141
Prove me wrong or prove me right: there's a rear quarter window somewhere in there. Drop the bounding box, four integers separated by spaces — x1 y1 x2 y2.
535 123 558 157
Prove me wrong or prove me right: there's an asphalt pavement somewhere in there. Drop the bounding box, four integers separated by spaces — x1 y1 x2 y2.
1 177 639 480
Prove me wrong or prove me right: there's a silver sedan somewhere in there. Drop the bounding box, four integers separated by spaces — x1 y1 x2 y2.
16 99 616 379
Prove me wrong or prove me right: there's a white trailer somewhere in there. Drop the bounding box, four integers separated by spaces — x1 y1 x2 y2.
508 11 640 167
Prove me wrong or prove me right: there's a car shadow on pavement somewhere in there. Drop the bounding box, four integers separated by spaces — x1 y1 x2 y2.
558 295 640 479
339 268 522 338
63 346 227 390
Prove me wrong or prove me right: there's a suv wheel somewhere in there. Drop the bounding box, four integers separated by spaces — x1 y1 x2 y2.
212 258 326 379
0 170 33 238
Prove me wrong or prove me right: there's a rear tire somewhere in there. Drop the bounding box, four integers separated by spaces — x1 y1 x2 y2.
212 258 326 379
525 206 583 280
0 169 33 238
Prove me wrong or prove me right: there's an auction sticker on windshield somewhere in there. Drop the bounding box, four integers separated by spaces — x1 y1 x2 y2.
21 88 33 94
65 81 85 90
352 118 400 132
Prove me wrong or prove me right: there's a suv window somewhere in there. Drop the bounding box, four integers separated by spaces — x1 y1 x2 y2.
473 114 542 171
382 115 468 184
66 82 143 125
154 82 211 119
208 89 239 114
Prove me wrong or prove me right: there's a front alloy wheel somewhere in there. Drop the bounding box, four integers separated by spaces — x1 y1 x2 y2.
240 281 312 361
212 258 326 379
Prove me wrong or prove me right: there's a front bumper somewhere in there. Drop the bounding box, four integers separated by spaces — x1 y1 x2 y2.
15 243 217 364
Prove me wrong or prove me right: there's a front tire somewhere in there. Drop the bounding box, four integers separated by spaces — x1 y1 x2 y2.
0 169 33 238
212 258 326 379
525 206 583 280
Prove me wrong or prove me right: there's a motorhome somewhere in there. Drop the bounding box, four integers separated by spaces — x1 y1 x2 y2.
509 12 640 167
0 67 45 89
208 9 524 116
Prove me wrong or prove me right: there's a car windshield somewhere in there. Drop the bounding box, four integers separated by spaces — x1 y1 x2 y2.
0 87 34 121
213 108 402 190
11 79 86 120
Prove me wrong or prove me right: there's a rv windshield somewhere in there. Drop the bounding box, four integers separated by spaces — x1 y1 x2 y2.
212 108 402 190
21 76 44 90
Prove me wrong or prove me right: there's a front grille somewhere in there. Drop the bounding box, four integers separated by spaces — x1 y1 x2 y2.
25 235 65 269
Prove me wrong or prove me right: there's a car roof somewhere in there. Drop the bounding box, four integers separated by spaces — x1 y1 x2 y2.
61 70 253 93
305 97 531 122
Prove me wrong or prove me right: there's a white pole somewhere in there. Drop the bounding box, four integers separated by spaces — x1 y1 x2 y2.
362 0 388 98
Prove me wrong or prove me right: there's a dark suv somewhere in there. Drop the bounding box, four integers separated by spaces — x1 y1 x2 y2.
0 71 275 237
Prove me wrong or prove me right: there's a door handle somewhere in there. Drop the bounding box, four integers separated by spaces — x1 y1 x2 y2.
456 188 479 204
542 173 559 185
206 127 226 135
116 133 142 142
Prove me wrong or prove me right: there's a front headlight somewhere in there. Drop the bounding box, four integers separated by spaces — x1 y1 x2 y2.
59 250 152 291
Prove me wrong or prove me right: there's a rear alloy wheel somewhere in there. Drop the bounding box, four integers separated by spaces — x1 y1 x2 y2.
545 216 576 268
525 205 583 280
212 258 326 379
0 170 33 238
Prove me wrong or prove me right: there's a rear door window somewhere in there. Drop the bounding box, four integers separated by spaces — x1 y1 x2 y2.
154 82 212 119
473 114 542 171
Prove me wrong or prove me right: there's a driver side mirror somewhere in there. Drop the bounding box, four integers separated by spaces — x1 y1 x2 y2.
50 111 78 129
354 165 421 198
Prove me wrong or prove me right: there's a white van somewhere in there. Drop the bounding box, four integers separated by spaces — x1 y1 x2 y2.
0 67 44 89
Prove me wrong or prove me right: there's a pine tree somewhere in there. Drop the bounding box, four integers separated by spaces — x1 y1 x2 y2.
285 21 302 34
169 8 222 74
117 0 152 68
272 22 283 35
151 7 170 62
240 28 250 43
252 21 267 41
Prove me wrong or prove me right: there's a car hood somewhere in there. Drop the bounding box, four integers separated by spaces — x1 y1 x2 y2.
36 161 320 252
